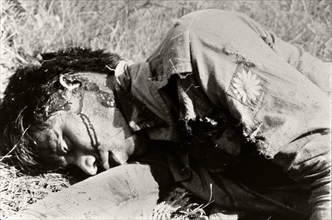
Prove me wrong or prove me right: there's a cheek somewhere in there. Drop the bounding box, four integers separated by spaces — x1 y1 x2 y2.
64 116 92 148
78 92 134 149
87 107 136 155
92 112 130 143
82 102 131 139
87 108 120 137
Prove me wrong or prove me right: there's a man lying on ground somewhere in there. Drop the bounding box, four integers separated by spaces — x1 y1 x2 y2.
0 9 330 220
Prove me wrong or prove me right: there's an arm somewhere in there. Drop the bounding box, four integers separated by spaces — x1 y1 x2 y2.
9 164 160 219
185 10 330 220
255 27 332 95
235 16 332 219
275 132 331 220
263 28 331 97
167 152 311 219
8 154 173 220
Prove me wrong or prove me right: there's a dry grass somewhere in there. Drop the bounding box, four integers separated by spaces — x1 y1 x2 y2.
1 0 331 219
0 163 74 219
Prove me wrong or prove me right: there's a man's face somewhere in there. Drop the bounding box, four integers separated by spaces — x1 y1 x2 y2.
30 72 146 175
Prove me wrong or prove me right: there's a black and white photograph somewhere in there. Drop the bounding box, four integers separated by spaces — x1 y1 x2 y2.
0 1 331 219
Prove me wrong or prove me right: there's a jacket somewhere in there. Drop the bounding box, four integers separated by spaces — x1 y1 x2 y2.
115 10 331 220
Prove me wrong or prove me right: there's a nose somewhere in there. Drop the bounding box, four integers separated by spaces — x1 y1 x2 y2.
74 155 98 176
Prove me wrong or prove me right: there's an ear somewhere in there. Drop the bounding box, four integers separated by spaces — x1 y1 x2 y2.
59 75 82 91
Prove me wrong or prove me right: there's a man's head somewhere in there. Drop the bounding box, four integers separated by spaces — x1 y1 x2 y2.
0 48 146 175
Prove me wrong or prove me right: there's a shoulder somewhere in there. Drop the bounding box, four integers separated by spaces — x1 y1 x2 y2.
177 10 252 34
147 10 256 88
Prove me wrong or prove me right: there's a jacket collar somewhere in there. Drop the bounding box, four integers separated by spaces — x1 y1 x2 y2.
113 62 174 140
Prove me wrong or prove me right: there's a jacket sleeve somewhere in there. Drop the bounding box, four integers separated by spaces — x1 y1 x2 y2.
261 26 331 220
267 31 331 97
8 164 161 219
8 147 173 220
187 10 331 220
242 16 332 220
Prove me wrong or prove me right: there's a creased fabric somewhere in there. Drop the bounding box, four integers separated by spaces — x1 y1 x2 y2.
118 9 331 220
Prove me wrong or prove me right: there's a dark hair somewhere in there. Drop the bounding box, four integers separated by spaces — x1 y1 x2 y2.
0 47 122 173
